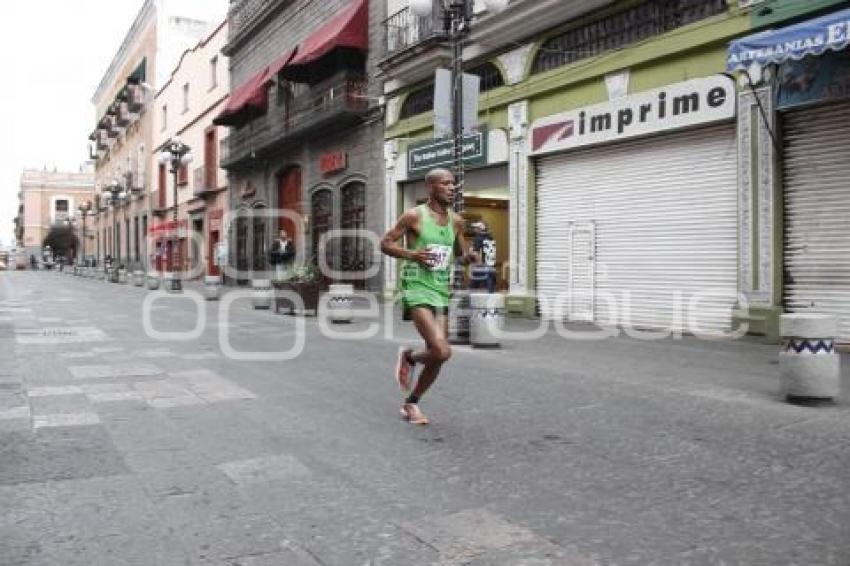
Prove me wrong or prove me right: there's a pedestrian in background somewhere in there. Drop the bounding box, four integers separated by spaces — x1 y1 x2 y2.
470 221 497 293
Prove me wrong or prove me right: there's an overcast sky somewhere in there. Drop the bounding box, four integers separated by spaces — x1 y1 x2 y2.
0 1 144 249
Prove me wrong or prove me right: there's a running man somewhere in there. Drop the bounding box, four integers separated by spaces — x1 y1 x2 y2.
380 168 479 425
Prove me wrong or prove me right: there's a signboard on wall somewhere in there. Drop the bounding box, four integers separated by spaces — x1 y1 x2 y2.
777 48 850 109
407 129 487 177
529 76 736 155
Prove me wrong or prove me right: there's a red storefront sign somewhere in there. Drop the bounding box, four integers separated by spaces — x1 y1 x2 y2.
320 151 347 174
150 219 188 237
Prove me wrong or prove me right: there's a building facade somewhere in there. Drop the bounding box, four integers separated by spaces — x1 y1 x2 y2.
727 1 850 342
89 0 227 271
219 0 386 289
382 0 850 339
15 168 96 260
152 21 230 278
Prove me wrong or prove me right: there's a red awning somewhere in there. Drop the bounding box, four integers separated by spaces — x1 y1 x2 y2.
213 67 271 127
213 48 298 127
281 0 368 80
266 48 298 82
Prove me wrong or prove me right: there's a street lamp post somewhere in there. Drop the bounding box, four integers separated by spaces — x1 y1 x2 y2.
410 0 508 342
104 179 124 280
77 201 92 266
409 0 508 214
158 138 193 292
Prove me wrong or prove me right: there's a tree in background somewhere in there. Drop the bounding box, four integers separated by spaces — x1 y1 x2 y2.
42 225 79 261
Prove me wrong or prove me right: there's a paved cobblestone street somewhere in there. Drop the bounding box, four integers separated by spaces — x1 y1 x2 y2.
1 272 849 565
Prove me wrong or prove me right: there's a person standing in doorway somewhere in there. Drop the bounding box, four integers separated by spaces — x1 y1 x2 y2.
270 229 295 280
380 168 479 425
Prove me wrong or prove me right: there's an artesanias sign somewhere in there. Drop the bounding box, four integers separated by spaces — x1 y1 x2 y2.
530 76 736 155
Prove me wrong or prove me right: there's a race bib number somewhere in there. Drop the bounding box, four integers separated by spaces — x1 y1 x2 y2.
425 244 452 271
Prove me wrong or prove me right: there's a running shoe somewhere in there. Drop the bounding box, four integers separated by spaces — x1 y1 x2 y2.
400 403 430 425
395 347 414 392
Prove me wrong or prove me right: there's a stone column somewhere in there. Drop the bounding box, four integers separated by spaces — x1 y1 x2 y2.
735 84 781 338
507 100 530 312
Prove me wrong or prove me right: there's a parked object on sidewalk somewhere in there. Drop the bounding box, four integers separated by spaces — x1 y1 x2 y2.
324 284 354 323
146 273 161 290
780 313 840 405
163 273 182 294
448 289 471 345
132 270 145 287
203 276 222 301
252 279 272 309
118 268 129 284
470 292 505 348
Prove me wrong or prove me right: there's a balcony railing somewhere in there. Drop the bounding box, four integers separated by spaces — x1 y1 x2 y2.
383 5 442 57
224 73 369 168
116 102 131 127
127 84 145 113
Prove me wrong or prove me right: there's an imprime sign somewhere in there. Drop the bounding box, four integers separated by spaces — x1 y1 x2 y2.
530 76 737 155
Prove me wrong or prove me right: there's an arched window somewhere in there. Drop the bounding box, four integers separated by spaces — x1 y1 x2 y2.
399 84 435 119
468 62 504 92
311 189 333 266
340 182 366 276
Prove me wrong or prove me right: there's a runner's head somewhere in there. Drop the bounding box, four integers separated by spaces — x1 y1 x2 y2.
425 168 455 207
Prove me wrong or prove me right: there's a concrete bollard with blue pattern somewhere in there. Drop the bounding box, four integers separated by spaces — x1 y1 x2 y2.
780 313 840 405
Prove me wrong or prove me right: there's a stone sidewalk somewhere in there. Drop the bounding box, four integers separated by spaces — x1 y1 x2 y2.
1 271 849 565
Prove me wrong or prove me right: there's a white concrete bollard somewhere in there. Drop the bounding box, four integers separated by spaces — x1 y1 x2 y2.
326 284 354 323
117 269 129 284
470 293 505 348
780 314 841 404
146 273 161 290
203 276 222 301
132 270 145 287
252 279 272 309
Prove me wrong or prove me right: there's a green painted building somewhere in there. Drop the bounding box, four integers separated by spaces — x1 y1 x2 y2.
379 0 850 341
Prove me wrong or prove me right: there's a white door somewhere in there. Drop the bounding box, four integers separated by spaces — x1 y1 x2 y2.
568 222 595 322
535 124 738 334
783 101 850 342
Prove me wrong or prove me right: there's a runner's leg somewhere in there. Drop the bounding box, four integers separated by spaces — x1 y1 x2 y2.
408 307 451 400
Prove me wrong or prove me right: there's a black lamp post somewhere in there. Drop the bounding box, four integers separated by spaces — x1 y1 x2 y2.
77 201 92 265
409 0 508 214
409 0 508 342
158 138 193 292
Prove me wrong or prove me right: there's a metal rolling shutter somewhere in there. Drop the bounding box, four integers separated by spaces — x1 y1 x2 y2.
535 124 738 334
783 101 850 342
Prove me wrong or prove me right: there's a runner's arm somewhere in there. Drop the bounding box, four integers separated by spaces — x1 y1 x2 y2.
381 210 434 267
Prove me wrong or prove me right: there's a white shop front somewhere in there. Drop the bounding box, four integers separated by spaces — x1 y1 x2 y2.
530 75 740 334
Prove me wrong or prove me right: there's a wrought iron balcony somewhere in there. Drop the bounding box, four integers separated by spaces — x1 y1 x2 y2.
383 5 443 58
127 84 145 113
151 191 169 216
224 72 369 169
116 102 131 127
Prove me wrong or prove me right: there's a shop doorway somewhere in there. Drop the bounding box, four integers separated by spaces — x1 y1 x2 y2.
278 166 302 248
462 197 510 292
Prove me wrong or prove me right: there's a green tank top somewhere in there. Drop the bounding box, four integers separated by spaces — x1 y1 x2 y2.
401 204 456 309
